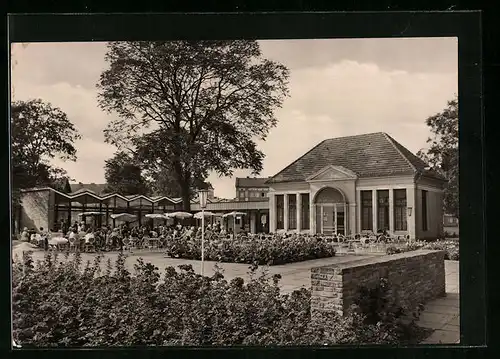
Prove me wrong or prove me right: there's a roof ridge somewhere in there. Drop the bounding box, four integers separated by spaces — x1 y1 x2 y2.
381 132 417 172
325 131 384 141
266 139 330 183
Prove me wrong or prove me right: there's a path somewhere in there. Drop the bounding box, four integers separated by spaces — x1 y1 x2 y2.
418 260 460 344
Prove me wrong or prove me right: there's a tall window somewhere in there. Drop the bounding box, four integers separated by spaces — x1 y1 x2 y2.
361 190 373 230
276 195 284 230
288 194 297 229
394 189 407 231
422 190 428 231
377 190 389 231
301 193 310 230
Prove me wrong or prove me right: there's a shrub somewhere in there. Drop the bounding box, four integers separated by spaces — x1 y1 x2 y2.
165 235 336 265
12 252 429 347
352 278 430 344
386 240 459 261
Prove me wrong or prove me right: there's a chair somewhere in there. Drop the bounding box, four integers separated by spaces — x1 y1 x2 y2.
84 236 95 252
69 237 77 252
122 238 131 252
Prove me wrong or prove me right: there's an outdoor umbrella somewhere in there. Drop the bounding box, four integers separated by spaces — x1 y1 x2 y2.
110 213 137 222
145 213 167 219
193 211 217 219
222 211 246 237
166 212 193 219
78 212 105 216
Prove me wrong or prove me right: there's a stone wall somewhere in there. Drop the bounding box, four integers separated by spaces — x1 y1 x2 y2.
311 250 446 316
20 190 51 232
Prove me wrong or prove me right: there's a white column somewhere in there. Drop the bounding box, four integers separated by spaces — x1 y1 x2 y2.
349 203 357 235
389 189 395 234
310 194 316 234
250 211 256 234
269 193 276 233
372 190 378 233
296 193 302 232
284 194 289 232
356 190 361 234
407 185 416 240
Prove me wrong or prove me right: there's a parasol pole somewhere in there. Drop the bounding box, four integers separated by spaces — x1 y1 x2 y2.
233 215 236 239
199 189 208 277
201 209 205 276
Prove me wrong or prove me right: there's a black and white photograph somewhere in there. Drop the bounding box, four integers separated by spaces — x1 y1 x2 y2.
10 32 462 347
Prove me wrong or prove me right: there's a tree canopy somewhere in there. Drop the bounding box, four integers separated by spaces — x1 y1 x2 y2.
11 99 80 200
103 151 150 196
417 96 459 218
97 41 289 209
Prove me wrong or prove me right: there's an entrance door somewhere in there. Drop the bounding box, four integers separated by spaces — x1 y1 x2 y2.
336 204 345 235
322 205 335 235
315 203 347 235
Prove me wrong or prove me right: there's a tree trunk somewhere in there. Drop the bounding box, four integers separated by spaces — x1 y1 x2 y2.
180 180 191 212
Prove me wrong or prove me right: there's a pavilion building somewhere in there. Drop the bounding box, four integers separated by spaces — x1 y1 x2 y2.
266 132 447 240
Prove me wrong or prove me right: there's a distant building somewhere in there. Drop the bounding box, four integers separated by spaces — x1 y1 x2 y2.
443 214 459 227
235 177 270 201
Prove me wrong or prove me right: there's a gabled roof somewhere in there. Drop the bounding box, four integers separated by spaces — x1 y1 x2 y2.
267 132 446 184
235 177 271 188
20 187 182 204
70 183 107 195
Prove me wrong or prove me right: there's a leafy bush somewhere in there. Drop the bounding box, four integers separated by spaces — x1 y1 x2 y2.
386 240 459 261
443 231 459 239
165 235 336 265
12 252 429 347
353 278 429 344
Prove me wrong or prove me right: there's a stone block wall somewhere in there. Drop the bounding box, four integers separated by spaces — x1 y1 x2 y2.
311 250 446 316
20 190 51 232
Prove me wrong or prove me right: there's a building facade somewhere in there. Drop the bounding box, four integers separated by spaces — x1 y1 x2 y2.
235 177 270 201
266 133 447 240
16 187 269 234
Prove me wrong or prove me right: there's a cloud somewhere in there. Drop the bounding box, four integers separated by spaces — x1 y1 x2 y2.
208 60 457 198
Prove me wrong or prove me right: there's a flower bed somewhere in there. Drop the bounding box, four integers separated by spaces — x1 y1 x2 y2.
386 240 459 261
12 252 430 347
164 235 336 265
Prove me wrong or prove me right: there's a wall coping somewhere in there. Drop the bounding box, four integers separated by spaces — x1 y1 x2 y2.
312 250 446 273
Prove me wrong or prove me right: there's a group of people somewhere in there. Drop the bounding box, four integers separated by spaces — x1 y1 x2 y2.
18 218 404 253
20 219 245 252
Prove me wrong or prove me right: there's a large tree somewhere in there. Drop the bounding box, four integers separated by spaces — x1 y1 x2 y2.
11 99 80 200
144 165 209 199
103 151 150 195
97 41 289 210
417 96 459 218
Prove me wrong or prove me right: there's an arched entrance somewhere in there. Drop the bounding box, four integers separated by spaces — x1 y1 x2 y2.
314 187 347 235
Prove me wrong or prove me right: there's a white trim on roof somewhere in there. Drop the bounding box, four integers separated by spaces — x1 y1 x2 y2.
20 187 181 204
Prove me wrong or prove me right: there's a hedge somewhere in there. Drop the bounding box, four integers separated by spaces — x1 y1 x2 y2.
164 235 336 265
12 251 430 347
386 240 459 260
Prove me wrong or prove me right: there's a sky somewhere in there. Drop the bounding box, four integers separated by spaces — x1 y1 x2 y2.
10 38 458 199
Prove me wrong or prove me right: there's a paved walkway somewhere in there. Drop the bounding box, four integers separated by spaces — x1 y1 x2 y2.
11 245 371 292
12 244 460 344
419 260 460 344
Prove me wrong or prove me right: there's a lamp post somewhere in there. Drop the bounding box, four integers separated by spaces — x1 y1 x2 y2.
199 189 208 276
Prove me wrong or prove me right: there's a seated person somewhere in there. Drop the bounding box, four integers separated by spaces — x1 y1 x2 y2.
84 230 94 244
20 227 30 242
